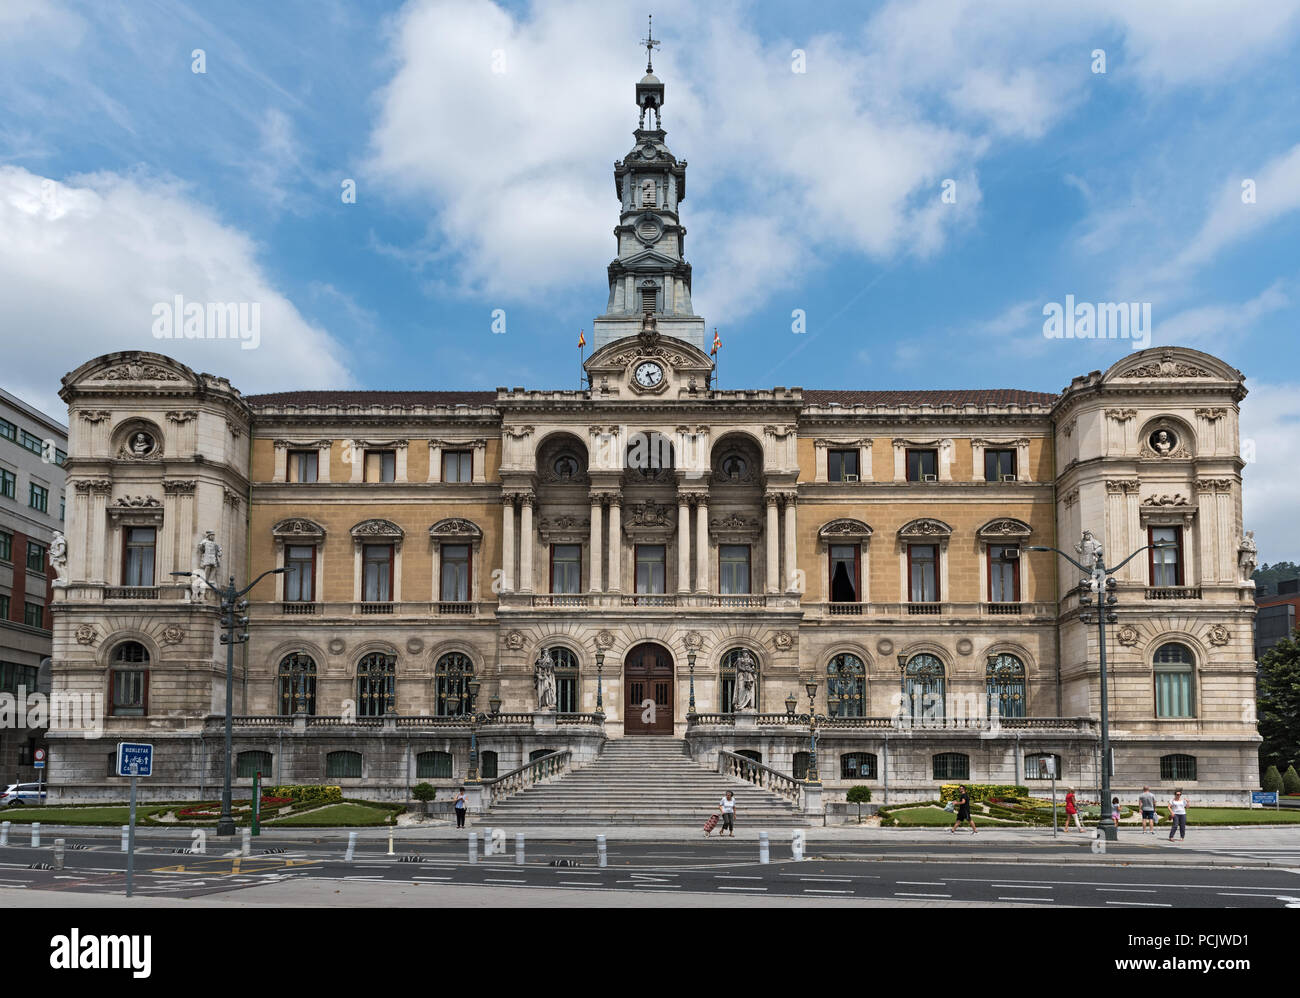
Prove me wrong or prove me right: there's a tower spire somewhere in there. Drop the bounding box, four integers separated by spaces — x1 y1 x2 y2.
642 14 660 73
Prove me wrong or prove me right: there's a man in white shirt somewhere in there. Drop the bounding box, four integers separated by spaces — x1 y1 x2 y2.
718 791 737 837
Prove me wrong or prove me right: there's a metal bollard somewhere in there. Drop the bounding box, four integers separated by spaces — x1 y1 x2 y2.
344 831 358 862
121 825 130 852
467 831 478 864
0 820 9 847
53 838 65 871
31 823 41 848
596 833 607 868
758 831 770 864
515 832 525 866
240 828 251 857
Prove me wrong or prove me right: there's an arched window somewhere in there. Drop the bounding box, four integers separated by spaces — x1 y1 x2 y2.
719 648 759 713
736 750 762 765
356 652 395 717
793 751 812 780
480 750 499 779
905 654 946 723
416 751 453 779
840 753 878 779
277 653 317 715
1154 643 1195 718
529 749 556 763
434 652 474 716
110 641 150 716
1025 753 1062 780
1160 754 1197 781
826 653 865 718
237 750 273 779
933 752 969 780
546 647 580 713
326 751 362 779
986 653 1026 719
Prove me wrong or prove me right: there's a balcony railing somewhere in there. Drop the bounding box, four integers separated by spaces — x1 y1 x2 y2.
620 594 676 607
357 601 394 615
907 602 941 615
104 586 160 600
531 595 590 608
985 602 1022 615
827 602 865 616
688 714 1098 733
282 601 318 615
437 601 474 615
226 712 601 731
1145 587 1202 600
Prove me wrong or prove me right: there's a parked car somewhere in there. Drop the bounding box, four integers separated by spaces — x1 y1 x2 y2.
0 783 47 807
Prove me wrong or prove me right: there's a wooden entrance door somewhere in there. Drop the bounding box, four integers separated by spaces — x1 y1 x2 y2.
624 643 674 734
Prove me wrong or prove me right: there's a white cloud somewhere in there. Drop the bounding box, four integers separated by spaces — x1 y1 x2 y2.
0 166 352 414
1241 379 1300 562
1153 281 1290 348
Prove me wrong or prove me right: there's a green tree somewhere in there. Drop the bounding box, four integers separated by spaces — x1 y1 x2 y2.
1262 765 1283 793
1257 630 1300 772
1253 561 1300 593
1284 765 1300 796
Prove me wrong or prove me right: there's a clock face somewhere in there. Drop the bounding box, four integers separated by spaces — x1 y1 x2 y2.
634 362 664 387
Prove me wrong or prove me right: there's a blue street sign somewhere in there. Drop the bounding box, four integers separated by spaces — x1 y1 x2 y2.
33 760 45 769
116 742 154 778
1252 791 1278 805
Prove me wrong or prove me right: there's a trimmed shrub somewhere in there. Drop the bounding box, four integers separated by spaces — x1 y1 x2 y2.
845 786 873 804
411 783 437 802
1283 765 1300 796
1262 766 1284 793
266 784 343 806
939 784 1027 804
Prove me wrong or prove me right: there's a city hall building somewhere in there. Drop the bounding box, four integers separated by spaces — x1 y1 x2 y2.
43 63 1259 812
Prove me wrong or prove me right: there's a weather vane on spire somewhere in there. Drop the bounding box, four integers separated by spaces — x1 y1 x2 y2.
642 14 660 73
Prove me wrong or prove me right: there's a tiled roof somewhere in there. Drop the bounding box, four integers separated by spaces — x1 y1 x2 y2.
802 389 1057 407
245 390 498 407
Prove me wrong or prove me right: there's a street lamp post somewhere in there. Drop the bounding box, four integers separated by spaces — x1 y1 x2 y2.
594 650 605 717
172 566 285 837
803 680 822 785
687 650 697 716
1026 537 1172 841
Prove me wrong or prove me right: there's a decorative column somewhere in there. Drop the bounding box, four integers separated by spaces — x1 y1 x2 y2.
677 495 691 592
501 494 516 593
518 493 535 592
783 493 798 592
765 493 780 593
695 496 709 593
89 480 111 584
589 495 603 593
607 496 622 592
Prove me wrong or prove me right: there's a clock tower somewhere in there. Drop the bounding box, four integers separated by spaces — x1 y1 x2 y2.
591 19 707 353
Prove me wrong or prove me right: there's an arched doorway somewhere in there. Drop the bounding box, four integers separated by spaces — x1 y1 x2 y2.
624 642 674 734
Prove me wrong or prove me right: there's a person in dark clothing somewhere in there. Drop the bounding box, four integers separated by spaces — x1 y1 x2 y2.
950 784 977 834
454 788 467 828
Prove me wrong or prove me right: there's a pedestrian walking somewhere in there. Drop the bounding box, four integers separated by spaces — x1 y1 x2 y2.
1167 789 1188 842
453 787 467 829
1064 788 1082 831
718 791 737 837
1138 786 1158 834
950 784 977 834
1111 796 1121 827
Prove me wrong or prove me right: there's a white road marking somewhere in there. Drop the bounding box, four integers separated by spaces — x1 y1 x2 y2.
1106 901 1172 907
717 886 768 891
715 875 762 880
991 884 1052 890
804 889 852 894
484 878 527 883
897 881 947 886
998 897 1055 903
894 892 950 898
1096 888 1158 893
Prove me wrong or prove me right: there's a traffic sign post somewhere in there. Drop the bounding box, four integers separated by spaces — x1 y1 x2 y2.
33 748 45 806
1252 790 1279 810
116 743 154 898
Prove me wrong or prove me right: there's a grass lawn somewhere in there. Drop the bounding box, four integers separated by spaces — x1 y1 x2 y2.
267 803 398 827
1163 806 1300 825
885 805 1024 827
0 806 170 824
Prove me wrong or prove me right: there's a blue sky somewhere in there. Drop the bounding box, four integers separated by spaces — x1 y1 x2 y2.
1 0 1298 558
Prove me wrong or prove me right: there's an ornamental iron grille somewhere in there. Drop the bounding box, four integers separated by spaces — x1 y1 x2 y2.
237 750 272 779
416 751 453 779
356 652 396 716
277 652 317 715
719 647 758 713
326 751 362 779
904 653 946 723
547 647 580 713
1025 753 1063 779
1160 753 1197 781
826 653 865 717
793 751 812 780
435 652 474 716
985 653 1026 718
480 750 499 779
840 752 878 779
932 752 969 780
111 641 149 716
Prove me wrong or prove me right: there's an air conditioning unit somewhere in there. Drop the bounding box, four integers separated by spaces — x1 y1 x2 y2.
1001 473 1019 483
922 473 938 482
843 473 859 482
1001 546 1021 560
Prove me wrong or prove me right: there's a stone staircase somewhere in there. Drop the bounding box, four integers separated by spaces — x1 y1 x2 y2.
485 737 808 827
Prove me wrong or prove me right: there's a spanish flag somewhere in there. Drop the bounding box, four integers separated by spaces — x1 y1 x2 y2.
711 329 721 355
578 330 586 348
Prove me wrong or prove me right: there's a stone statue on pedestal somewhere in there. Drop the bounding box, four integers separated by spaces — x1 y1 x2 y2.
48 531 68 587
535 649 557 711
197 530 222 585
732 649 757 712
1239 530 1257 584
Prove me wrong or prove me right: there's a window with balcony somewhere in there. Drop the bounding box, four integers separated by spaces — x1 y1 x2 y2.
635 545 666 594
284 545 315 602
110 641 149 716
277 652 317 715
26 540 46 573
549 646 580 712
906 448 938 482
719 544 751 594
904 653 946 722
440 543 471 602
988 545 1020 602
434 652 473 716
984 449 1017 482
1154 642 1196 718
443 450 472 483
986 653 1026 718
550 544 580 594
287 449 318 483
1149 526 1183 587
364 449 396 483
826 653 865 718
122 528 155 586
362 544 393 602
908 544 938 602
829 544 859 603
356 653 396 716
828 449 859 482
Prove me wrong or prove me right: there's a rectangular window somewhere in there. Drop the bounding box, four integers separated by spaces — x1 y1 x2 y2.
28 482 48 513
443 450 472 483
112 670 147 716
551 544 581 595
988 545 1020 602
0 595 8 619
635 545 666 594
26 541 46 573
719 544 751 595
19 430 44 456
440 544 471 601
363 544 393 601
827 449 859 482
54 449 66 466
122 527 156 586
0 469 14 499
985 449 1017 482
0 662 39 693
1155 670 1195 718
23 602 44 628
0 418 15 442
284 544 315 602
364 449 396 483
0 530 10 561
59 496 64 521
287 450 318 483
909 544 938 602
1149 526 1182 587
906 449 938 482
829 544 859 602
